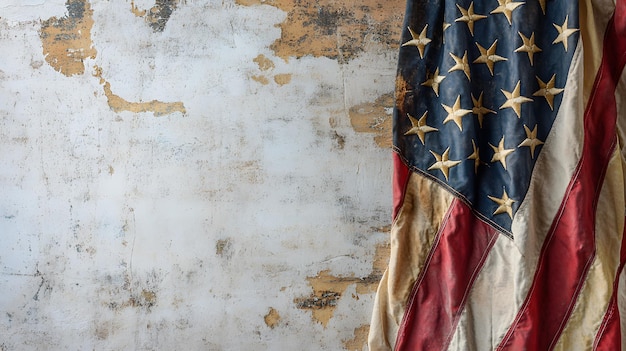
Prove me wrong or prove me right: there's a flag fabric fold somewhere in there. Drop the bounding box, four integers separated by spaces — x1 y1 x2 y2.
369 0 626 350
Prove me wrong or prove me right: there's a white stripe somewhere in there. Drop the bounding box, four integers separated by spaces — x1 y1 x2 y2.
446 40 585 350
446 236 522 351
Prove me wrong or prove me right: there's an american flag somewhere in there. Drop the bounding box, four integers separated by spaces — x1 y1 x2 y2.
369 0 626 350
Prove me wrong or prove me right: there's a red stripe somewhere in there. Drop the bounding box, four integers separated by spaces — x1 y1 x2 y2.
497 6 626 350
392 152 411 220
395 199 498 350
594 9 626 350
593 219 626 350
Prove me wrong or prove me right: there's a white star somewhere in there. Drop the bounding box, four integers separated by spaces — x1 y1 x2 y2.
533 74 564 110
488 188 516 219
490 0 525 25
402 25 431 58
421 68 446 96
472 92 496 128
455 2 487 36
515 32 542 66
489 136 515 170
473 40 508 76
552 15 579 52
428 147 461 181
518 124 544 158
500 81 533 118
442 95 473 131
448 51 471 81
404 112 438 145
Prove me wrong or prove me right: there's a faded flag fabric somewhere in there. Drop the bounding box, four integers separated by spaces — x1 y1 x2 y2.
369 0 626 350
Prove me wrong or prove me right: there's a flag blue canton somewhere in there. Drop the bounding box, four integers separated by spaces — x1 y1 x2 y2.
393 0 579 235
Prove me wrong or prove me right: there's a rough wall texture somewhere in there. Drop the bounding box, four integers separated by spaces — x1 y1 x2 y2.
0 0 399 349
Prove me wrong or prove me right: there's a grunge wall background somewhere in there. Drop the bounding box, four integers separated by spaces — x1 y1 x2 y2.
0 0 401 349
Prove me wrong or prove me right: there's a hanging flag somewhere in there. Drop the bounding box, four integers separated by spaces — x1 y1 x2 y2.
369 0 626 350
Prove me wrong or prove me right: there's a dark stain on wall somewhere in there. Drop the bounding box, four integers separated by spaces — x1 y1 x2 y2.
130 289 157 308
236 0 405 62
311 6 345 35
295 290 341 310
102 269 163 312
132 0 181 32
67 0 85 19
147 0 177 32
32 272 53 302
330 130 345 150
215 238 233 258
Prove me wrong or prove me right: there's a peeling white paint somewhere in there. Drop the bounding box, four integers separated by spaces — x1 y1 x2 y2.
0 1 395 349
1 0 66 23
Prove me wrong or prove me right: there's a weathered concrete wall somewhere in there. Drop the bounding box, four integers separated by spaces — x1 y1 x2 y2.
0 0 400 349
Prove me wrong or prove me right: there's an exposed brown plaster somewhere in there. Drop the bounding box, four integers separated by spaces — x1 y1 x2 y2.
234 0 267 5
236 0 404 62
130 1 147 17
40 0 97 76
273 73 292 85
93 65 186 116
349 93 393 148
343 324 370 351
102 81 186 116
264 308 281 329
253 54 275 71
294 273 345 328
252 55 293 86
294 240 391 327
251 75 270 85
